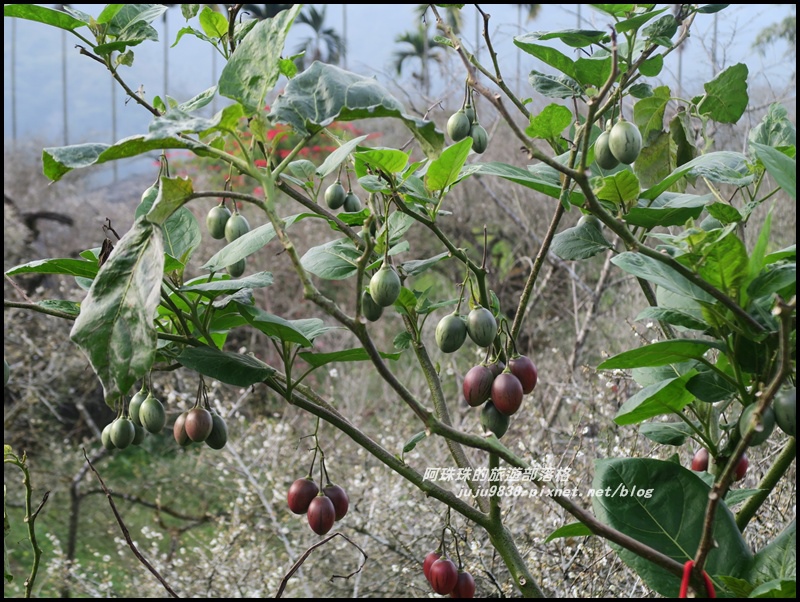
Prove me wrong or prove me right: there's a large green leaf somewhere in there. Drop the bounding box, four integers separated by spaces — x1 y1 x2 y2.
470 162 584 204
203 213 311 271
298 347 402 368
526 104 573 141
177 346 274 387
69 220 164 403
592 458 753 597
624 193 709 229
594 169 641 210
300 237 362 280
636 306 708 331
181 272 274 295
237 305 314 347
3 4 86 30
528 71 584 99
614 371 697 424
218 5 300 114
634 86 670 143
514 34 577 79
5 258 98 280
751 142 796 200
747 520 796 588
316 135 370 179
693 63 749 124
599 339 719 370
269 62 443 159
693 232 749 297
551 223 612 260
42 136 207 182
686 369 738 402
425 138 472 192
639 421 696 445
748 103 796 151
641 151 752 200
544 522 594 543
612 252 716 303
532 29 607 48
747 263 796 300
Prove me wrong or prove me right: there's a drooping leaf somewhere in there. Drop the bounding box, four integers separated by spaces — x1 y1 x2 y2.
298 347 401 368
70 220 164 403
747 264 796 299
634 86 670 143
611 252 715 303
633 131 677 191
545 522 594 543
471 162 584 204
181 272 274 295
528 71 584 99
237 304 313 347
624 193 709 229
639 421 696 445
613 371 697 424
5 258 98 280
751 142 796 200
300 237 362 280
615 8 669 33
641 151 752 200
269 62 443 159
747 520 796 587
177 346 274 387
592 458 752 596
532 29 607 48
636 306 708 331
686 370 738 402
4 4 86 30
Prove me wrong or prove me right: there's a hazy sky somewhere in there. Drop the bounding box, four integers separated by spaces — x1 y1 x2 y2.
4 4 795 166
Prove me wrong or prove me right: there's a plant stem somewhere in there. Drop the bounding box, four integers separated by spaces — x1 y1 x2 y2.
736 437 796 531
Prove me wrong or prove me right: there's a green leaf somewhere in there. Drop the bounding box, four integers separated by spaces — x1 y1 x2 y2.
590 5 634 17
613 371 697 424
298 347 401 368
615 8 669 33
203 214 309 271
748 103 796 151
592 458 753 596
575 55 613 89
748 520 796 586
237 305 313 347
611 252 715 303
724 488 764 507
136 177 199 267
4 4 86 30
641 151 752 200
316 135 370 179
551 223 613 261
181 5 199 20
634 131 678 191
624 193 709 229
354 148 410 175
514 34 577 78
288 159 317 182
751 142 796 200
706 202 743 224
599 339 719 370
533 29 607 48
631 361 698 387
425 138 472 192
693 232 748 297
594 169 641 210
471 162 584 204
177 346 274 387
300 237 362 280
750 580 796 598
629 83 654 99
634 86 670 143
639 421 695 445
636 306 708 331
670 109 698 169
642 15 678 46
198 6 228 38
181 272 274 295
218 5 300 114
70 220 164 403
747 264 796 299
37 300 82 317
42 136 208 182
269 62 443 159
694 63 749 124
402 431 428 454
5 258 98 280
544 522 594 543
526 104 573 141
399 252 451 277
686 370 737 402
393 331 413 351
696 5 730 14
528 71 584 99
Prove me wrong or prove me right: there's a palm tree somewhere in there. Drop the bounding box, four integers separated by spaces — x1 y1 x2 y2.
392 26 447 96
293 5 345 70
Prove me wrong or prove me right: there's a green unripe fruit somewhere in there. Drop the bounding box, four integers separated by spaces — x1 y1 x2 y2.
773 388 796 437
466 307 497 348
608 119 642 164
205 414 229 450
227 258 246 278
129 388 147 426
324 181 347 210
447 110 471 142
343 191 362 213
480 401 510 438
369 266 401 307
738 404 776 446
578 214 603 229
224 212 251 242
594 130 620 170
435 313 468 353
139 393 167 434
464 103 476 124
470 123 488 154
206 204 232 239
132 423 147 446
101 423 116 450
110 418 136 450
362 290 384 322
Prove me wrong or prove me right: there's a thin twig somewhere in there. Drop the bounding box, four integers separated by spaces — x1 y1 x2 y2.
274 532 368 598
81 448 180 598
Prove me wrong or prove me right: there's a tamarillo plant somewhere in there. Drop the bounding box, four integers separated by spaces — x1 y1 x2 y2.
3 4 796 598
